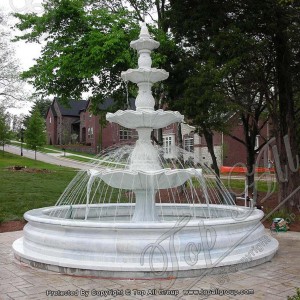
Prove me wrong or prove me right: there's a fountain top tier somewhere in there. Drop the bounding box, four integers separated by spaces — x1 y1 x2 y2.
107 22 183 128
120 22 169 94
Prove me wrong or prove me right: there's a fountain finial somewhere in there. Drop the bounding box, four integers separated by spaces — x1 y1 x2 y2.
139 22 150 39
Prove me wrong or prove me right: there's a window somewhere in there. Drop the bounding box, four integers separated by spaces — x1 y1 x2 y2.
163 135 175 158
87 127 94 139
163 136 173 154
49 117 52 124
90 127 94 138
184 136 194 153
119 127 131 140
88 127 94 139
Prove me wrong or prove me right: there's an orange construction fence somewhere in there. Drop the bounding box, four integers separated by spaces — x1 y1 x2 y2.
220 166 275 174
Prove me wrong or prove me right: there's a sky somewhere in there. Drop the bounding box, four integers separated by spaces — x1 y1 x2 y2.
0 0 43 115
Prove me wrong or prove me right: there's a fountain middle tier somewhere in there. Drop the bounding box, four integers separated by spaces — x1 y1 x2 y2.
106 109 184 129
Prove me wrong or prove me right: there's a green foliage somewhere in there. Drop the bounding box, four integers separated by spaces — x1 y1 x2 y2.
14 0 141 111
183 61 233 133
30 97 52 119
13 0 181 115
265 208 296 222
288 288 300 300
23 96 52 128
0 108 11 152
168 0 300 193
25 110 46 157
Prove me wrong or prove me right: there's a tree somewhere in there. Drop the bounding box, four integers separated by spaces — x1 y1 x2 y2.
14 0 140 111
14 0 177 145
23 96 52 128
218 28 274 193
169 0 300 207
0 12 28 108
267 1 300 207
13 0 241 171
0 107 11 154
181 61 233 177
25 110 46 160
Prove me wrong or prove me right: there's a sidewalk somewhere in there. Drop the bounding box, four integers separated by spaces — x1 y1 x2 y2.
0 230 299 299
4 145 91 170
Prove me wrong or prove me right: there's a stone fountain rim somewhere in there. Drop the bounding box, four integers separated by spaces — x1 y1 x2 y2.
24 203 263 229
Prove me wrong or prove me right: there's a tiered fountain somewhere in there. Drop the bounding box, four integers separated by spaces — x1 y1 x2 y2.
13 23 278 278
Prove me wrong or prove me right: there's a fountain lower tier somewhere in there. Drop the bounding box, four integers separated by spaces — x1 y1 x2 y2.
88 168 197 190
106 109 183 129
12 204 278 279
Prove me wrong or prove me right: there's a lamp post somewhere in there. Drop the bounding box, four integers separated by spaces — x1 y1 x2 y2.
20 128 24 156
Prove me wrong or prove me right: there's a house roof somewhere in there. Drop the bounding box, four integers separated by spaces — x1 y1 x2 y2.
85 97 136 111
50 97 136 118
56 99 88 117
50 105 57 117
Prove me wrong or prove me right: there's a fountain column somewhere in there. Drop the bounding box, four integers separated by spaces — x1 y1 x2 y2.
106 23 183 221
130 127 160 222
121 23 168 222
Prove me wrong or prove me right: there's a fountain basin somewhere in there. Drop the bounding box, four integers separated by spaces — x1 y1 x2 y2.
13 204 278 278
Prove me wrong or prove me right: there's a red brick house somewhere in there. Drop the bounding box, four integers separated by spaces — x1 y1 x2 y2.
79 99 137 153
46 99 87 145
46 98 138 153
180 115 271 168
181 123 223 167
46 99 271 166
222 115 271 167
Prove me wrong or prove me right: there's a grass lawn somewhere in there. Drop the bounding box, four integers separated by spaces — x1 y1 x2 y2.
65 155 93 163
45 145 96 158
0 152 76 223
222 178 278 193
9 141 59 154
9 141 96 157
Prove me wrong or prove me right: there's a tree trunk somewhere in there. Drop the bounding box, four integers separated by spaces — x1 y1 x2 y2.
157 128 163 146
177 122 186 194
246 145 256 198
203 129 220 177
273 6 300 208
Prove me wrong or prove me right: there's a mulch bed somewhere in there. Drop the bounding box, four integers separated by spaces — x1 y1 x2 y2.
6 166 53 173
0 220 27 233
236 190 300 232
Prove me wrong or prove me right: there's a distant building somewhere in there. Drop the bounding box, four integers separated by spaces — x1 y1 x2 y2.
46 99 87 146
45 99 270 166
46 98 137 154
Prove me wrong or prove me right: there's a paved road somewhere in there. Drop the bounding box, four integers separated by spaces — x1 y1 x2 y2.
4 145 91 170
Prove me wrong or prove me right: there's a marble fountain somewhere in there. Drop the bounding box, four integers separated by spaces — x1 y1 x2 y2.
12 23 278 279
